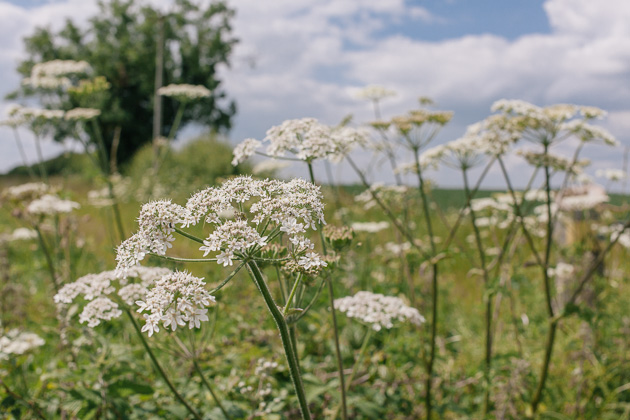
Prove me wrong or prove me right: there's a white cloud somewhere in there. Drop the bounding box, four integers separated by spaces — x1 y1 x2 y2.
1 0 629 188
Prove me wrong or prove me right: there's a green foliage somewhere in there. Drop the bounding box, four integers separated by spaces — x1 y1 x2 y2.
9 0 237 166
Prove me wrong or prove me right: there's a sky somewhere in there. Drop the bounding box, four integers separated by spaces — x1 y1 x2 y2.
1 0 630 188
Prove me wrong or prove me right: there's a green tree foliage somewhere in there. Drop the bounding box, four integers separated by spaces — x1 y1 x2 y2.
8 0 237 166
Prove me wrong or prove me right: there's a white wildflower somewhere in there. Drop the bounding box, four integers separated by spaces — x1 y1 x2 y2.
135 271 215 335
334 291 425 331
232 138 262 165
556 184 608 211
31 59 91 77
79 297 123 328
4 182 49 201
353 85 396 101
6 228 38 241
351 221 389 233
65 108 101 121
595 169 626 182
157 84 211 101
27 194 80 216
0 330 45 359
119 176 327 275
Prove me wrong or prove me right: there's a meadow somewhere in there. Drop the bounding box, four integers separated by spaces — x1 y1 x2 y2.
2 62 630 420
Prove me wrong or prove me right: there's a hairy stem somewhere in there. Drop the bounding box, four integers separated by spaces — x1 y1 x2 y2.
246 261 311 420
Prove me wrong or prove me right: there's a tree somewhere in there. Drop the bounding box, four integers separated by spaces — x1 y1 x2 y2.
8 0 237 167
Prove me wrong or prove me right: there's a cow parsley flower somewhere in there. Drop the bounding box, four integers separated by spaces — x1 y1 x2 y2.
3 227 38 242
596 169 626 182
65 108 101 121
351 221 389 233
115 200 189 277
135 270 215 336
231 119 368 164
334 291 425 331
30 59 91 77
353 85 396 101
232 138 262 165
0 330 45 359
157 84 211 101
54 266 174 328
26 194 80 216
3 182 49 201
116 176 328 277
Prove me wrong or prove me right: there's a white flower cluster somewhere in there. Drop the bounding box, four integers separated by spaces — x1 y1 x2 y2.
351 221 389 233
517 150 589 174
200 220 268 266
22 75 71 89
596 169 626 182
0 330 45 360
136 271 215 337
232 138 262 166
27 194 80 216
1 227 38 242
54 266 174 328
4 182 49 201
609 224 630 249
353 85 396 101
491 99 616 147
8 105 65 122
115 200 187 277
65 108 101 121
157 84 211 101
31 60 91 77
22 59 90 90
560 120 618 146
556 184 608 212
116 176 327 275
231 118 368 164
334 291 425 331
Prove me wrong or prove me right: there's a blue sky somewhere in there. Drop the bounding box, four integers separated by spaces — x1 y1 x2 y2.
1 0 630 188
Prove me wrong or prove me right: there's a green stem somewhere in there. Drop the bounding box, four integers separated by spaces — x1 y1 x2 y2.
209 261 245 294
34 224 59 293
462 169 492 415
149 253 218 263
411 146 439 420
530 144 559 415
284 273 303 315
155 102 187 172
346 155 429 260
246 261 311 420
33 134 48 183
331 328 373 419
307 162 348 420
174 227 205 244
91 119 110 174
192 360 231 419
106 180 126 243
125 309 202 420
11 128 37 180
293 277 326 323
